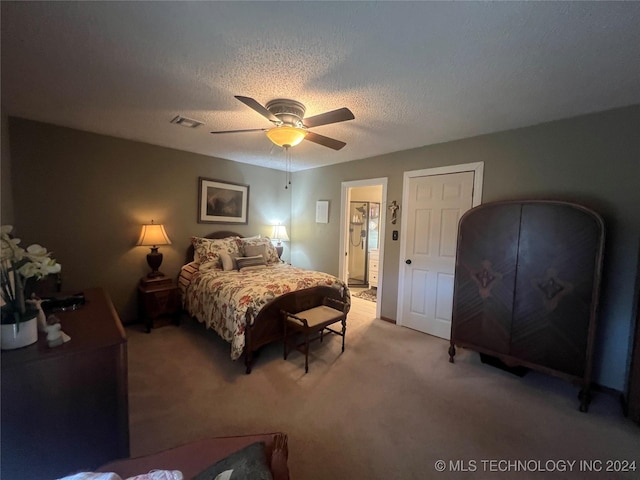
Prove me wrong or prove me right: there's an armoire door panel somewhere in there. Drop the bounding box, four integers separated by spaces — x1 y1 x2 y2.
511 204 602 376
452 203 521 354
450 200 604 411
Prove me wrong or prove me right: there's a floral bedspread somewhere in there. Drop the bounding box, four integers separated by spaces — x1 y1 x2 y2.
183 263 349 360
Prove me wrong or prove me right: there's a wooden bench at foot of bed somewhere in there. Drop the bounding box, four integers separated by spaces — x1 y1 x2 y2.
244 285 350 374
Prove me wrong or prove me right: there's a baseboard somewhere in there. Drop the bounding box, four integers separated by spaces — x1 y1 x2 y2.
380 316 396 324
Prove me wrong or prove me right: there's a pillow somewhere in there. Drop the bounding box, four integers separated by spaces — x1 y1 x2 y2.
219 252 237 271
127 472 183 480
235 255 267 272
191 236 241 269
243 244 266 260
57 471 183 480
57 474 122 480
240 237 279 264
192 442 272 480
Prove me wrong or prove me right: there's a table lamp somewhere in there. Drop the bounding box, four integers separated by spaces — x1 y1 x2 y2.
271 224 289 258
137 220 172 278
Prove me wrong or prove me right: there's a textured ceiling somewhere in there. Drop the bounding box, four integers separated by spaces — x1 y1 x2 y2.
2 2 639 172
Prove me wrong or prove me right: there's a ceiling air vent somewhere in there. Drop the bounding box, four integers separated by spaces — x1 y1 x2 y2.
170 115 204 128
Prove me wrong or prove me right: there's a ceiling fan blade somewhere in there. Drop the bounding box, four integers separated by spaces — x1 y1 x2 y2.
303 107 354 128
210 128 268 134
304 131 347 150
234 96 280 123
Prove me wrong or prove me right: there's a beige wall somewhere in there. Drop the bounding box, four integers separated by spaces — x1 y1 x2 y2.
6 106 639 391
291 105 640 390
7 118 291 323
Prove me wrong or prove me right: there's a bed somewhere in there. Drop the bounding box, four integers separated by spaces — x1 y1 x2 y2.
180 231 350 373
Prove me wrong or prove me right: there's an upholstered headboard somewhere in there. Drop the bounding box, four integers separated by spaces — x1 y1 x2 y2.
185 231 242 263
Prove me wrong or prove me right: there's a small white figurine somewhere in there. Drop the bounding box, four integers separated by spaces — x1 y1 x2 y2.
45 315 64 348
26 294 48 333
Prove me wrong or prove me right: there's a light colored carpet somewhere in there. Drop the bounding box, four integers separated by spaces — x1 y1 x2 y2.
126 297 640 479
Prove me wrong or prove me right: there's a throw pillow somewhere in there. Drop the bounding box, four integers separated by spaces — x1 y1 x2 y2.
219 252 237 271
192 237 241 269
240 238 279 264
235 255 267 272
192 442 272 480
57 471 183 480
243 244 266 260
57 474 122 480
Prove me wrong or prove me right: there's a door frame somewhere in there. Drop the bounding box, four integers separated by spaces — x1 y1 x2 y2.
340 177 388 320
396 162 484 327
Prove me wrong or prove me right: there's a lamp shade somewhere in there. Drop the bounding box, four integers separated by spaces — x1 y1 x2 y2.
266 126 308 148
137 222 172 247
272 225 289 242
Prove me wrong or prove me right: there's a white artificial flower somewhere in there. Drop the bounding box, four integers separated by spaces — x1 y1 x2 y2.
1 225 62 315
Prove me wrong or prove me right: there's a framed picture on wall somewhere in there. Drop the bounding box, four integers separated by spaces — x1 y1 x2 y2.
198 177 249 224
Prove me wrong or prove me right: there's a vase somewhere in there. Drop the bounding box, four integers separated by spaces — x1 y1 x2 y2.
1 309 39 350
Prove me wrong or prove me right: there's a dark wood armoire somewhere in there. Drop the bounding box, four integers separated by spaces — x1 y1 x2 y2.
628 306 640 424
449 200 604 412
625 246 640 424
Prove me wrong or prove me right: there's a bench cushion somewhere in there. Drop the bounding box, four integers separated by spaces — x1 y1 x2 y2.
287 305 343 328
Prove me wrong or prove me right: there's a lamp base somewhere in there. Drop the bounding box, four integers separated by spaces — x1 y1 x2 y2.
146 248 165 278
275 245 284 258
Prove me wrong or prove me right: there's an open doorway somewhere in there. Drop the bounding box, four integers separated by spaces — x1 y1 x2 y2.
340 178 387 319
347 200 380 286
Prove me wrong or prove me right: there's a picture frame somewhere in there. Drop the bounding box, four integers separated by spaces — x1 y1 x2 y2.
198 177 249 224
316 200 329 224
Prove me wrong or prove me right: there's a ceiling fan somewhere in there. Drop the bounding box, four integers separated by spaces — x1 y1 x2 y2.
211 96 355 150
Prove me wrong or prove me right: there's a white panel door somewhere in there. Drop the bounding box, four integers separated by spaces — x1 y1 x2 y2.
401 171 474 339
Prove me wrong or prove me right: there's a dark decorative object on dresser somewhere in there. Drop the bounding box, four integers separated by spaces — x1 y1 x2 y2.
449 200 604 412
1 288 129 479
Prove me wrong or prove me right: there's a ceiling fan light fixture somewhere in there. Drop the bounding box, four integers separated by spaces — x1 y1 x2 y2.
266 125 308 148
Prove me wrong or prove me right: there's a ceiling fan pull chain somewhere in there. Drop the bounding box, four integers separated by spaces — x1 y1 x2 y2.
284 146 290 189
288 148 293 187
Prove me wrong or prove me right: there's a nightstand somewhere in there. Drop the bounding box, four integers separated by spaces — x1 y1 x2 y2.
138 276 180 333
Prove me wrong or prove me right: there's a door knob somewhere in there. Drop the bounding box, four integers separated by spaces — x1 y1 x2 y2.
405 259 412 265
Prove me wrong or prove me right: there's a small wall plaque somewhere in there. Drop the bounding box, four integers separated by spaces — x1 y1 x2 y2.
316 200 329 223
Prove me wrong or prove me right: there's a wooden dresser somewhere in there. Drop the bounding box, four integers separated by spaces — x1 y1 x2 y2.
449 201 604 412
1 287 129 480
